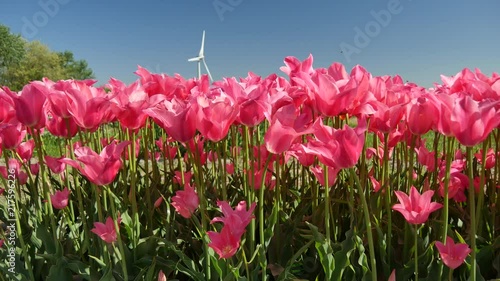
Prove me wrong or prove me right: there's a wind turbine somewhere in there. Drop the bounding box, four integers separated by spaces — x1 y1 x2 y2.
188 30 213 81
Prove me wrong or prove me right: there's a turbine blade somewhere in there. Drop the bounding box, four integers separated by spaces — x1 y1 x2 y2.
188 57 202 62
199 30 205 57
203 59 213 82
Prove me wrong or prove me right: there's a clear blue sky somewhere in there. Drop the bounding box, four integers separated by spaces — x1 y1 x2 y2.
1 0 499 87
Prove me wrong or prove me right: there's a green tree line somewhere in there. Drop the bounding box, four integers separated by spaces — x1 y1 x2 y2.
0 24 94 91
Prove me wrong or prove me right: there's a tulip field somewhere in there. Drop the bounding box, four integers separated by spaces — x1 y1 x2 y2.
1 55 500 280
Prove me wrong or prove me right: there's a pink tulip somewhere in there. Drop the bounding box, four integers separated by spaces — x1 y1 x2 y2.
369 175 381 192
208 200 256 259
46 113 78 139
16 139 35 163
195 88 239 142
5 83 47 129
184 136 208 165
30 163 39 175
303 117 366 169
0 239 3 248
135 66 199 99
246 163 276 190
220 77 270 127
406 94 440 135
449 95 500 146
60 141 130 186
474 148 497 169
388 269 396 281
145 97 197 143
207 224 241 259
171 184 199 218
416 143 437 172
61 80 111 131
109 80 163 130
173 171 193 187
154 197 164 208
435 236 471 269
280 54 315 77
0 122 26 150
264 103 314 154
91 216 121 244
368 102 406 134
286 142 315 167
392 186 442 224
301 71 358 117
50 187 70 209
46 80 73 118
44 156 66 174
157 270 167 281
0 88 15 124
310 165 340 188
211 201 256 238
155 138 177 160
0 159 28 185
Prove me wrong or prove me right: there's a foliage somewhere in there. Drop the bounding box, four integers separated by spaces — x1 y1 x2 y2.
0 24 94 91
0 25 26 79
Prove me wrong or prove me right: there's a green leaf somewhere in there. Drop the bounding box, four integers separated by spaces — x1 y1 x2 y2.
46 259 73 281
89 255 107 268
67 259 91 280
157 238 205 281
210 254 224 279
332 229 356 279
35 224 56 255
277 240 313 281
354 234 371 281
99 266 116 281
306 222 334 280
264 201 280 248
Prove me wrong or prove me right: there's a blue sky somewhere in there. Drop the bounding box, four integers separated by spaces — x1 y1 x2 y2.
1 0 499 87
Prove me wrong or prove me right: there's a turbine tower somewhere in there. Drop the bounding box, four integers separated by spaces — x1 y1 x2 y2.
188 30 213 81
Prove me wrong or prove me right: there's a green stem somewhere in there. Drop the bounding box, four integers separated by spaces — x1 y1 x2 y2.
324 164 331 242
466 147 477 281
126 130 139 261
408 135 416 191
33 130 58 241
259 154 272 281
142 124 153 236
415 225 418 280
382 133 391 265
475 141 488 236
350 168 377 281
106 186 128 280
189 141 210 280
439 137 454 280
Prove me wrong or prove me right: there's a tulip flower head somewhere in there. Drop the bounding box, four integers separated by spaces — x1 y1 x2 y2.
392 186 442 224
50 187 70 209
435 236 471 269
208 200 256 259
157 270 167 281
171 184 199 218
91 216 121 244
207 224 241 259
60 141 130 186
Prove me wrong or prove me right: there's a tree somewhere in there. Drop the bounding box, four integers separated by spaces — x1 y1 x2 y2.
1 40 66 91
57 50 95 80
0 24 95 90
0 25 26 79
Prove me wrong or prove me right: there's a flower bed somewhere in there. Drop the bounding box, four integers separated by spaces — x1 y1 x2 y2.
0 55 499 280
